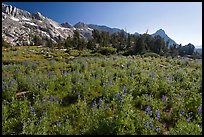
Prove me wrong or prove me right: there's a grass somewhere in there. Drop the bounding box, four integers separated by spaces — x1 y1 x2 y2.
2 46 202 135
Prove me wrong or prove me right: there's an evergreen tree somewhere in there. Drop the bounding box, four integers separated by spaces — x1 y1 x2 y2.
32 35 42 46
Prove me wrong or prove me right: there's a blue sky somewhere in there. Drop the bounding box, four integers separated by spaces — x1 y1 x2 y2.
4 2 202 48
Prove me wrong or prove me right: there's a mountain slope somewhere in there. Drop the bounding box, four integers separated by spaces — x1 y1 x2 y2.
2 3 77 46
151 29 177 48
87 24 123 34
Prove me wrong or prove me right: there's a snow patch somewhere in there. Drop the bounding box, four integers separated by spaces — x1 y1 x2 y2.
10 16 19 21
22 17 30 21
88 28 93 31
25 22 38 26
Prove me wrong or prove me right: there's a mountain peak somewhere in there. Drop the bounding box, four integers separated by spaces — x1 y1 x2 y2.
34 11 45 20
155 29 165 35
74 22 88 29
61 22 73 28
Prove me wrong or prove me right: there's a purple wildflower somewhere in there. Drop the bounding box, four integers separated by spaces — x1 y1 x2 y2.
145 120 149 128
5 84 8 90
162 95 166 102
9 78 15 87
99 98 103 105
149 111 153 117
30 107 36 116
156 110 160 120
92 100 97 108
146 106 151 114
56 121 61 127
150 120 154 130
198 106 202 115
122 85 127 94
187 117 190 122
180 110 184 115
156 127 161 133
55 97 58 102
118 93 122 100
50 96 53 102
131 70 134 77
106 104 109 110
44 96 47 101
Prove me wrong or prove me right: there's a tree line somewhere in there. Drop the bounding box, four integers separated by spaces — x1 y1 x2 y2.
2 29 198 57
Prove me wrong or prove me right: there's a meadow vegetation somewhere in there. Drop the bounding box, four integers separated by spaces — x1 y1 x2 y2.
2 46 202 135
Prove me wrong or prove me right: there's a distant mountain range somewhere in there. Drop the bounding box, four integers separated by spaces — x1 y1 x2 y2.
2 3 191 48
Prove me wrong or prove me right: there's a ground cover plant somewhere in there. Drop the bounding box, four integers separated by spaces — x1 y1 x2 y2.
2 46 202 135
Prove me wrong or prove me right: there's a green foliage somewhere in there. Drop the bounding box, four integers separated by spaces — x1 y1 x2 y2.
32 35 43 46
2 46 202 135
143 52 160 57
96 47 117 55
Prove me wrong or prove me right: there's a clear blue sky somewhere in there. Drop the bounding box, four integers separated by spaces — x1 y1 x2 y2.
4 2 202 48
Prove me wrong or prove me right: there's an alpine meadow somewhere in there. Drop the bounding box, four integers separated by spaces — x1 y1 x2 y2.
2 2 202 135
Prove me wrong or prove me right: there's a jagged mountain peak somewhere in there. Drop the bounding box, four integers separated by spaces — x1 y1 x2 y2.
155 29 165 35
152 29 177 48
33 11 45 20
61 22 73 28
74 22 88 29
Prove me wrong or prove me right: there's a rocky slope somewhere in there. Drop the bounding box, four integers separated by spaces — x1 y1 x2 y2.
2 3 179 48
2 3 93 46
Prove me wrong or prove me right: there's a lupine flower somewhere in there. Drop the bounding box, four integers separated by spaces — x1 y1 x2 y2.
187 117 190 122
150 120 154 130
30 107 36 116
146 106 151 114
55 97 58 102
162 95 166 102
50 96 53 102
156 127 161 133
106 104 109 110
9 78 15 87
99 98 103 105
92 100 97 108
180 110 184 115
118 93 122 100
198 106 202 115
44 96 47 101
131 70 134 77
145 120 149 128
122 85 127 94
5 84 8 90
156 110 160 120
149 111 153 117
56 121 61 127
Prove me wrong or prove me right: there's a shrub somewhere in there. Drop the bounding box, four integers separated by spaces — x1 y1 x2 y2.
143 52 160 57
96 47 117 55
